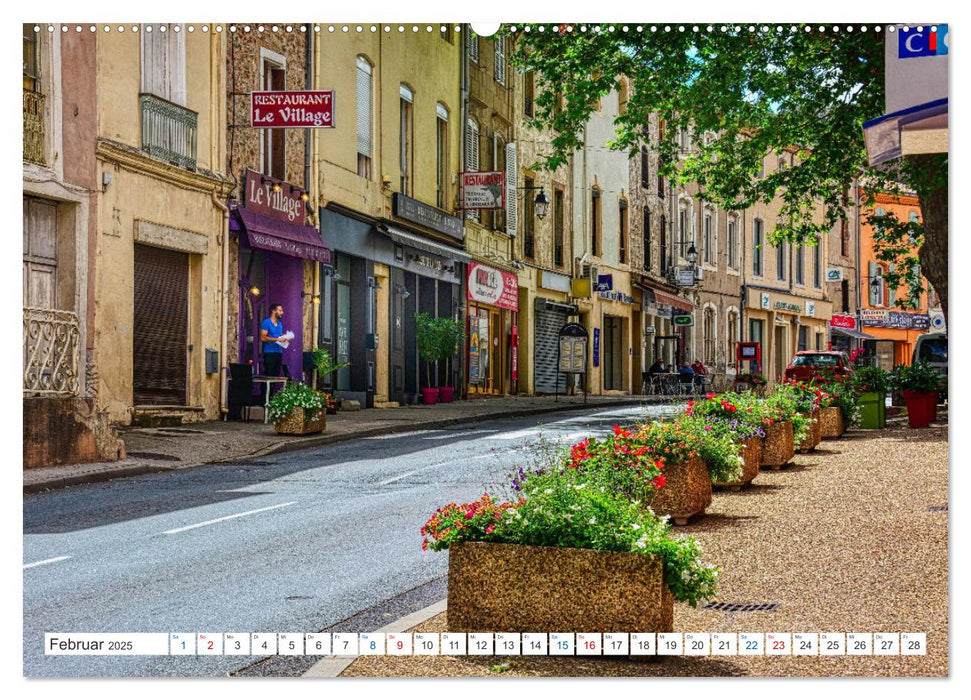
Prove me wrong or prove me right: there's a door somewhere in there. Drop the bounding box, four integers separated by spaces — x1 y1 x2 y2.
133 244 188 405
389 267 406 404
533 302 568 394
603 315 623 391
774 325 787 382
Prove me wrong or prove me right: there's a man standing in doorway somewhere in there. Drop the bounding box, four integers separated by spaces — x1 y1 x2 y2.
260 303 287 377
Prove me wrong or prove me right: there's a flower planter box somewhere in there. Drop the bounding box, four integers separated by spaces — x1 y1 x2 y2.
713 440 761 491
819 406 845 438
903 390 938 429
858 391 886 429
798 409 822 453
760 421 794 470
648 456 712 525
446 541 674 634
274 406 326 435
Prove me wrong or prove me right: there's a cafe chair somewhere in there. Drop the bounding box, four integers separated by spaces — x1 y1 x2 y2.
228 363 263 422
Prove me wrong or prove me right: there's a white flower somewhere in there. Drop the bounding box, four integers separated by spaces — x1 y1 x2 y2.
589 517 596 525
574 483 587 490
544 488 553 494
631 523 641 530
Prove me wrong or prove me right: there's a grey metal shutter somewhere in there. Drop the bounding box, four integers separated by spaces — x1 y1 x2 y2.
533 302 568 394
133 244 188 405
505 141 517 237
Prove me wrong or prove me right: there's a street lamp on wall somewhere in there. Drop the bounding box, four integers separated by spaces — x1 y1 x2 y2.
518 185 550 220
686 244 698 265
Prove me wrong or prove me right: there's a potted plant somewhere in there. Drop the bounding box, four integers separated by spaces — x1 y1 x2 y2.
851 366 889 429
310 348 349 414
759 391 799 469
632 421 711 525
891 360 942 429
414 312 440 405
733 372 767 395
684 394 764 490
436 317 465 404
266 381 326 435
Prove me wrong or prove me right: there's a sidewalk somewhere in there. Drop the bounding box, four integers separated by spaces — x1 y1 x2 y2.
23 394 658 493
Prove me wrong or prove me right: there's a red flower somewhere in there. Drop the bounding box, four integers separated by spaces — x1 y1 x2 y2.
485 524 495 535
652 474 666 489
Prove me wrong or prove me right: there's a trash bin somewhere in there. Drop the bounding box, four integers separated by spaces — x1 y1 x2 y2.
858 391 886 429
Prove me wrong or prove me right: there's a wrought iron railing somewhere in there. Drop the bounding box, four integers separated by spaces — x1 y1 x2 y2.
140 93 197 170
24 307 81 396
23 88 45 165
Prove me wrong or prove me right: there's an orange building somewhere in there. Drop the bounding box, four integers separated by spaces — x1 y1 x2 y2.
858 192 933 370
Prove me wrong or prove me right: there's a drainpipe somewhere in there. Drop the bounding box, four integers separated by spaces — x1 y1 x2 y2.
212 191 230 416
305 24 319 354
854 176 863 335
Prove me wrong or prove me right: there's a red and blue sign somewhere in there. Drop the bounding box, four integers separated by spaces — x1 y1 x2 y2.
898 25 948 58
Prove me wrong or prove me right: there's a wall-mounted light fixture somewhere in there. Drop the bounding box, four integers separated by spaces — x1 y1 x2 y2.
301 291 321 304
101 172 112 193
518 185 550 219
248 285 261 297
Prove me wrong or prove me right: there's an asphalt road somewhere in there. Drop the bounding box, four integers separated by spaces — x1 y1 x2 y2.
23 402 679 677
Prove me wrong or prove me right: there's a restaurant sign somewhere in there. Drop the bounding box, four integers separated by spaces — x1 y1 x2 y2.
392 193 464 241
251 90 335 128
861 309 931 330
244 169 306 225
829 314 857 330
460 171 504 210
468 262 518 311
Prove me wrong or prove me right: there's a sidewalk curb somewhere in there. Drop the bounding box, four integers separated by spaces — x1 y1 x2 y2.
24 397 661 493
302 599 448 678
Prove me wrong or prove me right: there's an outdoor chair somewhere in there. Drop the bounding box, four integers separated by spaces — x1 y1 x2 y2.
228 363 263 422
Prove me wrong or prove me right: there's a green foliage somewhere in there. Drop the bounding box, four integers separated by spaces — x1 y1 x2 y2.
890 359 943 393
311 347 349 379
414 312 440 363
850 366 889 395
818 381 860 426
764 386 812 444
674 415 743 484
266 381 324 423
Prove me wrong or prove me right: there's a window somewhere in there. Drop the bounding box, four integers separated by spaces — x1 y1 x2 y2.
465 118 479 221
619 199 628 264
618 79 629 115
776 240 786 281
678 202 693 259
703 209 714 265
554 189 565 267
643 210 652 272
523 176 535 258
778 156 788 171
23 24 39 91
356 56 373 179
258 50 286 179
493 134 505 230
703 308 716 366
591 187 602 257
841 279 850 311
659 216 668 274
869 261 886 307
436 103 449 209
23 197 58 309
840 217 849 256
494 37 506 85
753 219 763 276
399 85 414 195
524 71 534 116
467 30 479 63
795 245 804 284
141 23 187 105
641 148 650 189
727 310 738 368
756 159 764 179
813 244 821 287
441 25 453 43
727 215 738 269
657 173 665 198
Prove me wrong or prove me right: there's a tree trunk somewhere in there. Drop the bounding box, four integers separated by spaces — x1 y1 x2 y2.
907 154 948 325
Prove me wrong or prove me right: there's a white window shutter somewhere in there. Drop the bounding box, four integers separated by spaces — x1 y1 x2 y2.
465 120 479 221
494 38 505 84
468 31 478 63
506 142 517 237
356 59 372 157
168 26 186 106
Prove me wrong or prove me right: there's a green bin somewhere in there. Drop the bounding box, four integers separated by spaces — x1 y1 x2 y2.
858 391 886 429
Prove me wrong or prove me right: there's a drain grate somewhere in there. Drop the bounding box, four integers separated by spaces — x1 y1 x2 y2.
927 505 948 512
154 428 206 435
704 602 780 613
127 452 181 462
230 460 272 466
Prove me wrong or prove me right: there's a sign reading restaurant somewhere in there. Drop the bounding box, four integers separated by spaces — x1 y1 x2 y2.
392 193 464 241
861 308 931 330
460 171 504 210
244 169 306 225
251 90 335 128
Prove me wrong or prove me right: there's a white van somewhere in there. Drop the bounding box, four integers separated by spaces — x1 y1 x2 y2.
913 332 947 376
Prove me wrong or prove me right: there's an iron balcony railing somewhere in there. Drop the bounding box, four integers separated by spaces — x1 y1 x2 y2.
23 88 45 165
140 93 197 170
24 307 81 396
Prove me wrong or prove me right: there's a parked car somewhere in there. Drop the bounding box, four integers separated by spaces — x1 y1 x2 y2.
783 351 852 383
913 332 947 376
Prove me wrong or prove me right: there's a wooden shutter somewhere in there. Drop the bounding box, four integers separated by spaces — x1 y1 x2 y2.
356 58 372 158
133 244 188 405
505 142 517 237
23 198 58 309
465 119 479 221
494 37 506 84
467 31 478 62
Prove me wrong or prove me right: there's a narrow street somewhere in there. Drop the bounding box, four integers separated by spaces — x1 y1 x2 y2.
23 404 678 677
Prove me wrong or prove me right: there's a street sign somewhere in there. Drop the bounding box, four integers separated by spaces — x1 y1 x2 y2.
675 268 695 287
672 314 693 327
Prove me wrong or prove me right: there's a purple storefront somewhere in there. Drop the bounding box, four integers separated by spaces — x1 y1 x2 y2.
231 170 331 378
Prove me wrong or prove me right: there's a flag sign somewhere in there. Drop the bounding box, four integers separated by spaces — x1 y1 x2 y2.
898 25 948 58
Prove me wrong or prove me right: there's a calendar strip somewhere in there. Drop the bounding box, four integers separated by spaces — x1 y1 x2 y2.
44 632 928 656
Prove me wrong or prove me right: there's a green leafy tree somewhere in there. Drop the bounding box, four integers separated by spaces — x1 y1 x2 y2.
508 24 947 321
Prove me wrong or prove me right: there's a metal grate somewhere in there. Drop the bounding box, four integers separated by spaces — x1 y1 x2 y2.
127 451 180 462
704 602 780 613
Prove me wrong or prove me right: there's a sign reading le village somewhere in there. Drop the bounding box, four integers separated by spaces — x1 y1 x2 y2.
251 90 335 128
244 170 306 225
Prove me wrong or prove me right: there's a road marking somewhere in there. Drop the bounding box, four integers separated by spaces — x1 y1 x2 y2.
24 556 71 569
377 454 493 486
492 428 540 440
365 430 438 440
162 502 297 535
422 430 490 440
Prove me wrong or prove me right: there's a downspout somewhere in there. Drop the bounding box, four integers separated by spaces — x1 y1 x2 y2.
460 24 469 398
305 23 319 357
854 176 863 329
212 191 230 416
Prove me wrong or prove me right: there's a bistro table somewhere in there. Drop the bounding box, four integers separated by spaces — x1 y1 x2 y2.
252 375 289 423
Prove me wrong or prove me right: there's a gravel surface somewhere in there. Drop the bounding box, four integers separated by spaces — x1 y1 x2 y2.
340 422 948 677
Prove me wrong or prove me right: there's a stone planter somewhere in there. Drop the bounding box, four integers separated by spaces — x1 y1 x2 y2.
274 406 326 435
798 409 822 453
447 541 674 634
713 439 761 491
760 421 794 470
648 456 712 525
819 406 845 438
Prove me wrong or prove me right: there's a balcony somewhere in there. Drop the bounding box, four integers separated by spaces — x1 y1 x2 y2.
140 93 197 171
23 307 81 396
23 88 45 165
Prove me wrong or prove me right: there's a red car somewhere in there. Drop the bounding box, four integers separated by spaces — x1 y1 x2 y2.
782 351 851 383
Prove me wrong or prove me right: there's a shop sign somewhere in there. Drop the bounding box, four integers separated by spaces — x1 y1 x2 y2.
593 328 600 367
644 301 673 319
675 268 695 287
806 301 815 317
774 301 802 313
826 267 844 282
460 171 504 210
251 90 335 128
760 293 771 309
540 270 572 293
829 314 857 330
598 291 635 304
673 313 694 327
392 193 464 241
861 309 931 330
468 262 518 311
244 169 306 225
596 274 614 292
644 325 656 334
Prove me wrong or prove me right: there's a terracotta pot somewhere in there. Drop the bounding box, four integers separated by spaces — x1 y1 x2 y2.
713 439 761 490
274 405 326 435
760 421 794 469
447 541 673 634
648 455 712 525
819 406 845 438
798 409 822 453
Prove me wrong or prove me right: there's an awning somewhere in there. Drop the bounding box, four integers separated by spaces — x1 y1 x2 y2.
379 225 472 263
653 289 693 311
632 282 656 304
233 206 332 264
831 327 876 340
863 98 948 166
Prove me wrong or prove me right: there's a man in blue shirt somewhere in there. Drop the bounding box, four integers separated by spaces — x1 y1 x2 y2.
260 303 286 377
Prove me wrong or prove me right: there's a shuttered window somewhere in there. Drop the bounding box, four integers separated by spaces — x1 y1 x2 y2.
465 118 479 221
399 85 413 196
140 24 186 106
23 198 58 309
505 142 517 237
494 37 506 85
356 56 373 178
467 30 479 63
436 103 448 209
